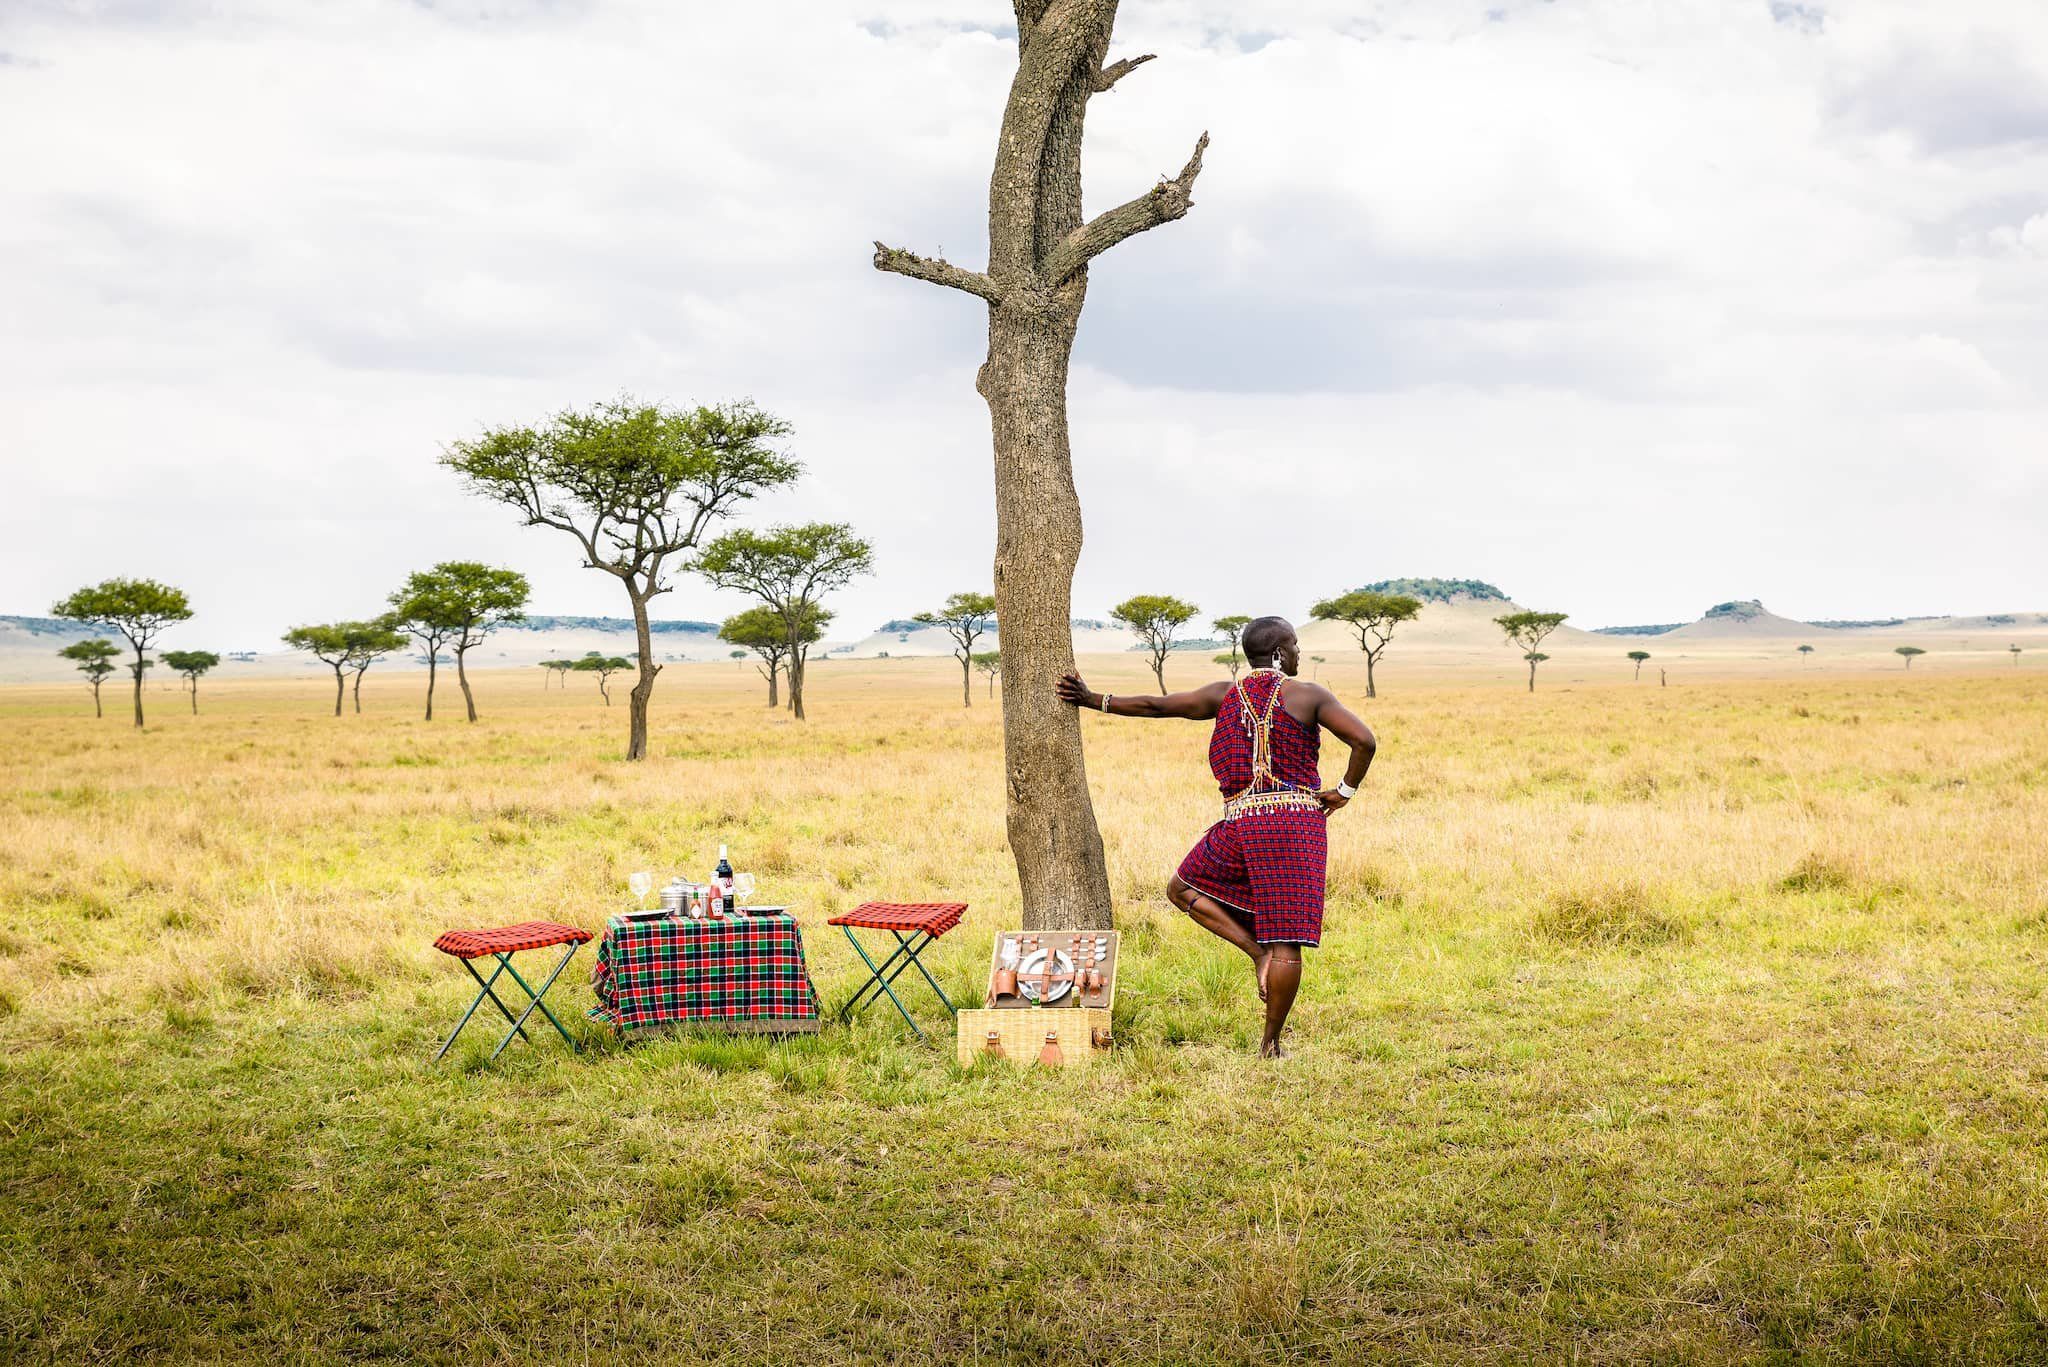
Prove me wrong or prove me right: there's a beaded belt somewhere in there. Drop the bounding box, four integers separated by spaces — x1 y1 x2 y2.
1223 788 1323 820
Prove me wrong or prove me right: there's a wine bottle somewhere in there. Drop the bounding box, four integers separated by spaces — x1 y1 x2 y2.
714 844 735 913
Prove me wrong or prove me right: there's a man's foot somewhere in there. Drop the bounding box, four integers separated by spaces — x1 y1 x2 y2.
1259 1039 1287 1059
1254 946 1272 1002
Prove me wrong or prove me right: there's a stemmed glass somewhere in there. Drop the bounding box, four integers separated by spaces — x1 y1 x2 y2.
731 872 757 908
628 870 654 910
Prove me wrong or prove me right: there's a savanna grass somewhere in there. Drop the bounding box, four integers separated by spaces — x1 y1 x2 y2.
1 660 2045 1362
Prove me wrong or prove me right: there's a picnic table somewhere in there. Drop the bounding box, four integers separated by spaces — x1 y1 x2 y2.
588 909 822 1036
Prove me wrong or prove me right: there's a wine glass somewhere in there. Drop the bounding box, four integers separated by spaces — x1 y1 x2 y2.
628 870 654 909
731 872 757 907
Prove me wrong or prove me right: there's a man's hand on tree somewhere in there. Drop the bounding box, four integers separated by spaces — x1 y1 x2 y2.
1056 671 1096 710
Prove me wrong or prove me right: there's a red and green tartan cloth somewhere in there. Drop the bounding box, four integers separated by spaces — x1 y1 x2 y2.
588 912 822 1031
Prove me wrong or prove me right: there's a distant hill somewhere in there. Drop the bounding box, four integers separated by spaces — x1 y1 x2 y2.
506 615 717 635
0 614 102 639
1357 578 1507 603
1661 600 1816 641
1592 623 1684 637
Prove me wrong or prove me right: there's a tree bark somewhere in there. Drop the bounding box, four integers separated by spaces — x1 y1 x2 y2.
626 592 658 759
877 0 1207 933
1150 649 1167 693
130 646 145 728
1364 652 1377 699
424 650 437 721
332 664 346 717
91 681 103 719
188 681 197 715
456 643 478 722
1528 659 1537 692
788 639 808 721
960 651 973 707
353 667 367 712
761 660 780 707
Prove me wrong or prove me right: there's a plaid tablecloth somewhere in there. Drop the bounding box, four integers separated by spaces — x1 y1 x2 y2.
588 912 822 1033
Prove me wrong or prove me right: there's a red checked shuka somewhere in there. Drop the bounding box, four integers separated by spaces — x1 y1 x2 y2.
1173 668 1329 945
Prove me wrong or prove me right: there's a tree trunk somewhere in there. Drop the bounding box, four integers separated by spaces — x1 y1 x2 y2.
353 668 366 713
424 650 437 721
1528 658 1538 692
876 0 1210 933
130 647 146 728
764 660 780 707
332 664 346 717
789 641 808 721
625 592 657 760
1150 651 1167 693
1364 652 1378 699
599 676 611 705
456 644 478 722
960 651 972 707
188 681 197 715
91 681 102 719
984 299 1113 932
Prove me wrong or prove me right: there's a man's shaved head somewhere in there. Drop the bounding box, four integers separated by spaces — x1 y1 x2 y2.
1242 616 1294 663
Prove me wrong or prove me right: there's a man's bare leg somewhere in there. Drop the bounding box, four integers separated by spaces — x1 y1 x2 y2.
1166 875 1269 1000
1260 945 1303 1058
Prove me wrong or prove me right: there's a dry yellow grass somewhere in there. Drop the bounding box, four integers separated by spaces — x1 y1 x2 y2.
2 657 2045 1361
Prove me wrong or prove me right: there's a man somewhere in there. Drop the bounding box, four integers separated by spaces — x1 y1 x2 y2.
1057 616 1375 1057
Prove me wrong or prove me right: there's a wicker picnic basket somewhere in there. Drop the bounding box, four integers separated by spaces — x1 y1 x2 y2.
956 1006 1112 1069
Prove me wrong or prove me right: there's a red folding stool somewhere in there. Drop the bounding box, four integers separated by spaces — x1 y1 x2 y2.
828 902 966 1042
432 920 592 1062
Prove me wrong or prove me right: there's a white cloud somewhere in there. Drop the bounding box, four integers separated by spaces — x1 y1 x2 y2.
1 0 2044 648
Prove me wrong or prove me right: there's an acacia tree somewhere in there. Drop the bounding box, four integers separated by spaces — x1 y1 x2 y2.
2012 644 2024 667
346 620 407 713
1212 615 1250 677
161 650 219 714
720 605 823 708
699 524 870 720
385 597 453 720
1111 594 1198 691
915 591 998 707
1310 590 1422 698
1896 645 1925 669
1627 649 1651 681
573 654 631 705
539 659 574 690
444 398 800 759
974 650 1001 699
1496 611 1569 692
1797 644 1814 664
58 639 120 718
284 623 358 717
1212 652 1237 678
389 563 528 723
875 2 1209 931
52 578 192 728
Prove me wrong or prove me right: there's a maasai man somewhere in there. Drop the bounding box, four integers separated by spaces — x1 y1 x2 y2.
1058 616 1375 1057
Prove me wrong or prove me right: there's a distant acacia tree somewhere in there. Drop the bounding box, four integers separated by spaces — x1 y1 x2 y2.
1311 590 1422 698
161 650 220 715
1309 654 1327 680
573 654 632 705
539 659 576 690
1895 645 1925 669
1797 644 1814 663
345 620 407 713
285 623 358 717
58 639 120 718
389 563 528 722
1213 652 1237 677
1110 595 1198 691
720 605 824 708
1627 649 1651 681
2009 644 2022 667
974 650 1001 699
444 397 801 759
1496 611 1569 692
699 523 873 721
52 578 192 728
915 591 997 707
1212 615 1251 677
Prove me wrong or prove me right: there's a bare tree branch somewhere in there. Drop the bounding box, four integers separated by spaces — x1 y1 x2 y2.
872 242 1001 302
1093 52 1155 92
1038 131 1209 285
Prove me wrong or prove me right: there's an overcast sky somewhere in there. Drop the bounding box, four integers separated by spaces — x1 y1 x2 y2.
3 0 2044 650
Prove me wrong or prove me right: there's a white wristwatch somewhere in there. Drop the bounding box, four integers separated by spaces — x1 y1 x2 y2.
1336 780 1357 799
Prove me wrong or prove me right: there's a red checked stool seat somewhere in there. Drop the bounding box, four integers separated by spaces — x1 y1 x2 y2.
432 920 592 1062
827 902 966 1042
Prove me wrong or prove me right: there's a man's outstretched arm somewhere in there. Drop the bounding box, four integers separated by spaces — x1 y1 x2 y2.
1057 671 1228 720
